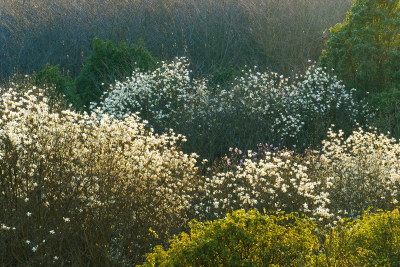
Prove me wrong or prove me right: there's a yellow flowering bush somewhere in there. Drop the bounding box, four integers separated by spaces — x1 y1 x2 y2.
140 209 319 267
141 209 400 266
0 86 200 265
321 210 400 266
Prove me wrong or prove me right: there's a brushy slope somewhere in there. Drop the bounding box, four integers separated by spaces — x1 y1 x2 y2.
0 0 351 80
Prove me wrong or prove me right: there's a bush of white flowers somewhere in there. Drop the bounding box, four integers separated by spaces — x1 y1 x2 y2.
296 66 372 146
94 57 210 131
216 67 302 148
217 65 372 149
193 147 322 222
0 86 200 265
318 127 400 222
95 58 371 160
195 128 400 227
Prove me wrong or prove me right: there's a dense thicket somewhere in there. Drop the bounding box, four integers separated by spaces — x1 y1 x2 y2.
0 0 352 81
141 209 400 266
0 85 200 265
1 84 399 265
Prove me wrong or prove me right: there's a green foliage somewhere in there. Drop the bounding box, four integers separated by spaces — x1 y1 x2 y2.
75 38 157 108
319 0 400 137
33 63 82 107
322 210 400 266
140 210 319 267
370 87 400 134
320 0 400 95
208 65 242 89
141 209 400 266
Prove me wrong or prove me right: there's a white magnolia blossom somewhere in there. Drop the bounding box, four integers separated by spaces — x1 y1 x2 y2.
195 127 400 224
0 87 200 263
319 127 400 220
93 57 210 133
95 58 370 151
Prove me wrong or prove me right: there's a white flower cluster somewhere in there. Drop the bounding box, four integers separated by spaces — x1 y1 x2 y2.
218 65 371 145
318 127 400 221
218 67 302 141
93 57 210 132
195 149 321 220
297 66 372 140
194 128 400 226
95 58 370 156
0 88 200 264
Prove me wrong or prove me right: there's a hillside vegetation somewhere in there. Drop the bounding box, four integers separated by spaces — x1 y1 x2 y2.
0 0 351 79
2 0 400 265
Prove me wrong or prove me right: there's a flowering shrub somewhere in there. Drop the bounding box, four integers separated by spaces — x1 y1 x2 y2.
322 209 400 266
297 66 372 146
93 57 222 159
194 147 322 222
95 58 370 160
0 87 200 265
195 127 400 226
94 57 210 131
141 209 400 266
318 127 400 221
216 65 371 149
140 209 319 267
216 67 302 146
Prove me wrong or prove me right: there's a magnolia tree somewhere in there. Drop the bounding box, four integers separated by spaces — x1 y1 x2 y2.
195 128 400 226
93 58 210 132
0 87 200 265
95 57 371 159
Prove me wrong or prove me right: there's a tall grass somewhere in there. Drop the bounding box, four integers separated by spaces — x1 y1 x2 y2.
0 0 352 81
